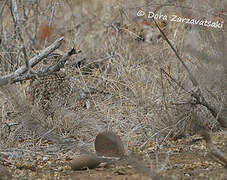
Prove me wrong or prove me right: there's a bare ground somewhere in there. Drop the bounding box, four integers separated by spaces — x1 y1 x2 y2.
1 132 226 180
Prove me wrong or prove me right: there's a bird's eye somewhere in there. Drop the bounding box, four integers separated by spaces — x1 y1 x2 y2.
157 34 162 39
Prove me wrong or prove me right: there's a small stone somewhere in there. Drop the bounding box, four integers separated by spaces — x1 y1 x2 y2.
70 154 101 171
95 131 125 157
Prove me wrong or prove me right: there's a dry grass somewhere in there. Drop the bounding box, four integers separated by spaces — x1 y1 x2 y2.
0 0 226 157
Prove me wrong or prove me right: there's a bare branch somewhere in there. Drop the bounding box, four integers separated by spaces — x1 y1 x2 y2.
0 37 64 86
160 68 191 94
152 19 227 128
11 47 81 82
10 0 30 72
153 19 198 87
43 48 81 73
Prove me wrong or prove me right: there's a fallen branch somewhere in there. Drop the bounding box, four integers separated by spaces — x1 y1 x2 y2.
0 37 64 86
11 48 81 82
43 48 81 73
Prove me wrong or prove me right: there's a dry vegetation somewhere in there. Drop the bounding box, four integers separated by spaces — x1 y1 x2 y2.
0 0 226 179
